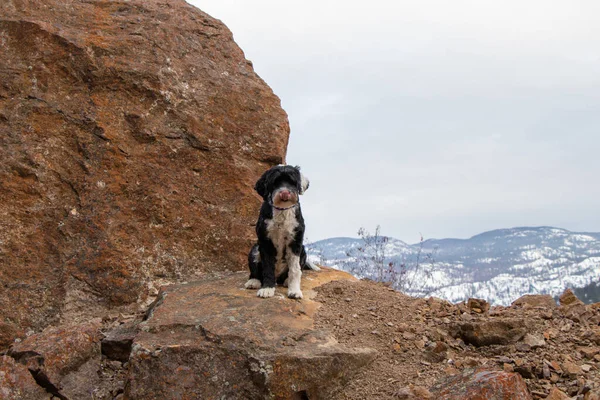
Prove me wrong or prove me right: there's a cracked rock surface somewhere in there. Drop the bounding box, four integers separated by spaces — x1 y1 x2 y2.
126 268 377 399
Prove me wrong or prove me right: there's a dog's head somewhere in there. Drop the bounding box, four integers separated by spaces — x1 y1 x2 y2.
254 165 309 208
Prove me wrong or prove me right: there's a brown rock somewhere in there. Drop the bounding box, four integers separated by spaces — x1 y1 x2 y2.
449 320 527 347
431 368 532 399
503 363 514 373
512 294 557 309
522 333 546 349
395 385 433 399
0 355 50 399
579 347 600 359
0 0 289 344
547 387 571 400
562 360 583 377
468 298 490 313
126 268 376 399
559 289 584 306
8 319 101 396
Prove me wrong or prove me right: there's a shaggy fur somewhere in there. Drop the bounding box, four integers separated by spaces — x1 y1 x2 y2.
245 165 318 299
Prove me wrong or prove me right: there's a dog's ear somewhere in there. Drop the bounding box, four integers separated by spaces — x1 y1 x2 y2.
300 173 310 194
294 166 310 195
254 170 269 200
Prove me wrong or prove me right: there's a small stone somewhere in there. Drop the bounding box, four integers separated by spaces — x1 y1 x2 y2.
580 347 600 359
549 361 562 372
514 364 534 379
497 356 513 364
512 294 557 309
581 364 592 372
344 298 352 302
514 358 526 367
522 333 545 349
547 387 571 400
562 360 583 377
515 343 531 352
543 364 551 379
467 298 490 313
503 363 514 372
432 342 448 354
559 288 584 306
541 310 554 319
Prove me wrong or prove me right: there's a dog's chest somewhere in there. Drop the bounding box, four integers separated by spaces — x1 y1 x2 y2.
265 209 298 273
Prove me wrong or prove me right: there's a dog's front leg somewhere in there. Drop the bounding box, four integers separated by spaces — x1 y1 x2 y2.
257 250 276 298
286 253 303 299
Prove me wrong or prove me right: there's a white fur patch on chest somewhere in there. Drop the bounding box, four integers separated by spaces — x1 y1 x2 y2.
265 208 299 277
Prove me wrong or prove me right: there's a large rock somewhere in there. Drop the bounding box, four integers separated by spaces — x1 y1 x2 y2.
431 368 532 400
0 0 289 347
126 268 377 399
449 320 527 347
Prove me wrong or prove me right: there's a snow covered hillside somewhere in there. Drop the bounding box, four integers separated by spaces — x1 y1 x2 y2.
307 227 600 305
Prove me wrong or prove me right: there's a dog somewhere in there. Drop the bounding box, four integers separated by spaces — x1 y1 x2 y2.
245 165 319 299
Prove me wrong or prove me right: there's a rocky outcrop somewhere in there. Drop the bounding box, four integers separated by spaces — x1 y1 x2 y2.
126 268 377 399
0 0 289 346
2 274 599 399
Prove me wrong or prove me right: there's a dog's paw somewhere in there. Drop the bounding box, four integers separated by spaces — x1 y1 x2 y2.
287 289 303 299
256 287 275 298
282 278 289 288
245 279 262 289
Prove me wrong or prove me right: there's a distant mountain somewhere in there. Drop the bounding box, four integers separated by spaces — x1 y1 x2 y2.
307 227 600 305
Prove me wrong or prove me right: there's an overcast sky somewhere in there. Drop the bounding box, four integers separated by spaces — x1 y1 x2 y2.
189 0 600 243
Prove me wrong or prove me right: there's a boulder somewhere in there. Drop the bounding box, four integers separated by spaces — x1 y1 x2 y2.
431 368 532 400
126 268 377 399
0 0 289 347
449 320 527 347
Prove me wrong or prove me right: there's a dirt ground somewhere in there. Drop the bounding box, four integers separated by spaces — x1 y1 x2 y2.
314 279 600 399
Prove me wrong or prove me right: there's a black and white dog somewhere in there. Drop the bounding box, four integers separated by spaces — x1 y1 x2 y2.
245 165 319 299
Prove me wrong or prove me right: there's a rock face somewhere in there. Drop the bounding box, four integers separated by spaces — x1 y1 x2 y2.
0 0 289 346
126 268 377 399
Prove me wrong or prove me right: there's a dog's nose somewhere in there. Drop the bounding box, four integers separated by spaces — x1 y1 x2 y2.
280 190 291 201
